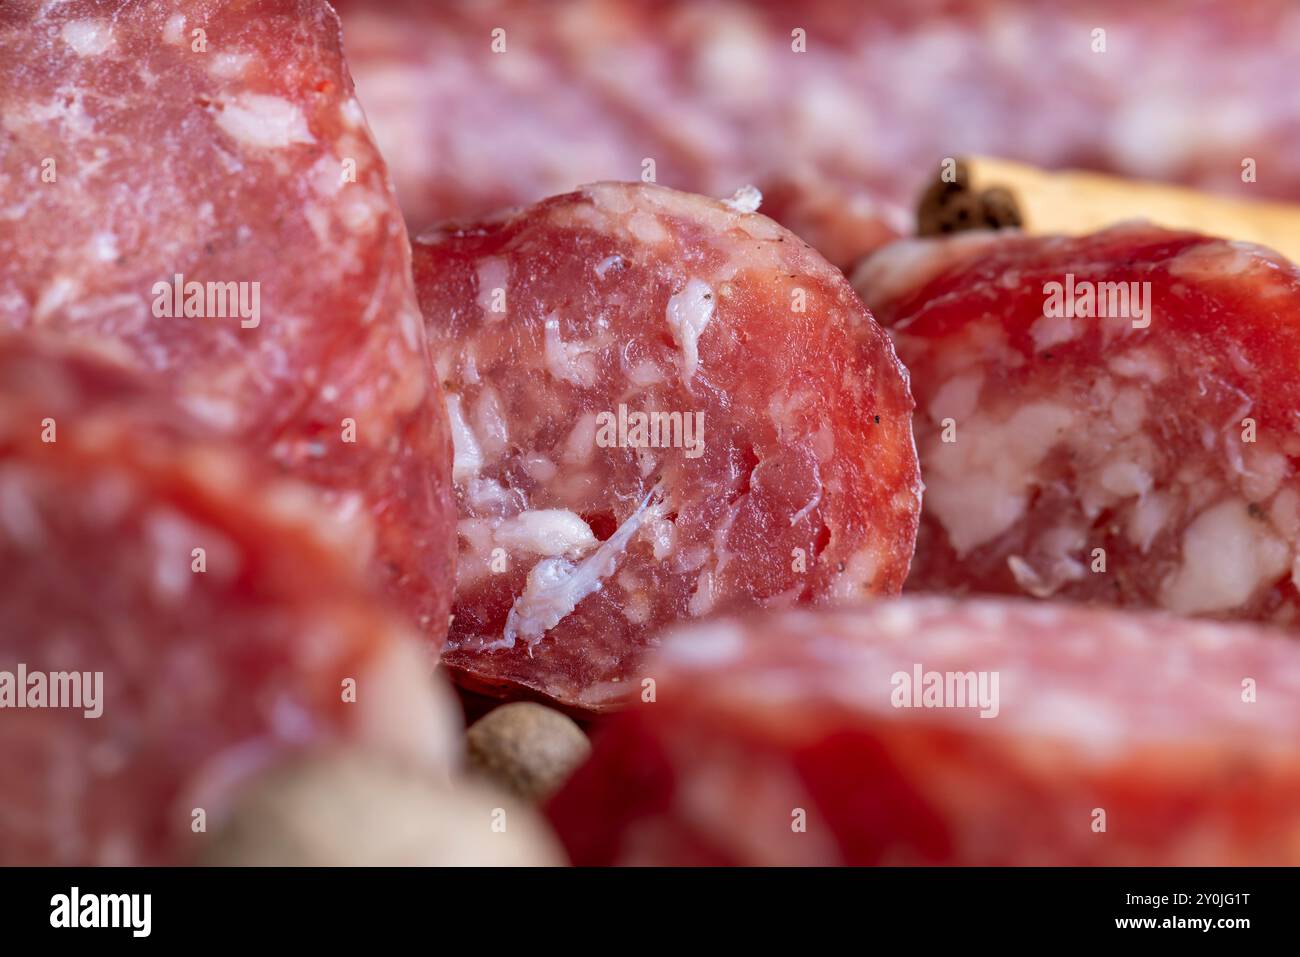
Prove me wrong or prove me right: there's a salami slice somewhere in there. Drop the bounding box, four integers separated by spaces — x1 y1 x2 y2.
854 225 1300 621
547 596 1300 865
0 340 460 866
0 0 455 641
335 0 1300 269
414 182 920 710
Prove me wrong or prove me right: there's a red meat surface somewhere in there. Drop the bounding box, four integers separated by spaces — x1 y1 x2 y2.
0 340 459 865
854 225 1300 622
335 0 1300 268
548 596 1300 865
414 182 920 710
0 0 455 642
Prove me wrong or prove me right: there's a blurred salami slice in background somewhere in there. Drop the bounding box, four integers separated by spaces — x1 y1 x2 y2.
547 596 1300 865
414 182 920 710
0 0 455 643
0 340 460 865
334 0 1300 269
854 225 1300 622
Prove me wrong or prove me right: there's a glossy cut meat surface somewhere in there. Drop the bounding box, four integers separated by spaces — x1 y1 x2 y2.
0 341 458 865
548 597 1300 865
415 183 920 709
855 225 1300 622
0 0 455 641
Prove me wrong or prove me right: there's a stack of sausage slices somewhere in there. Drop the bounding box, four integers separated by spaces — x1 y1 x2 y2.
3 1 1299 866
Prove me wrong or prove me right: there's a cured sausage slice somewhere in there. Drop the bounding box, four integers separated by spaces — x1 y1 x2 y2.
335 0 1300 269
0 341 459 865
0 0 455 641
853 225 1300 621
547 596 1300 865
414 182 920 710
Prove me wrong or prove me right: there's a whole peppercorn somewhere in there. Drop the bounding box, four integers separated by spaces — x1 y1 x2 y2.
466 702 592 802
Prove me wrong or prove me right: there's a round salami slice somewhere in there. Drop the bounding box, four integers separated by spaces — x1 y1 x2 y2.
414 182 920 710
0 0 455 642
853 225 1300 621
0 340 460 865
547 596 1300 865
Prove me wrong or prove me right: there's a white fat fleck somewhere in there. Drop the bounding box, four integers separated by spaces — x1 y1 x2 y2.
594 254 624 279
466 477 513 510
665 278 715 387
521 455 557 482
1105 96 1200 183
695 10 770 103
1025 690 1129 752
208 52 253 79
924 402 1076 555
147 510 228 603
397 304 422 354
1006 526 1087 598
562 413 598 465
1097 460 1153 499
1160 499 1290 614
214 94 315 150
458 345 481 385
1108 348 1168 383
493 510 597 558
33 276 80 323
1109 387 1147 436
658 621 747 668
500 489 662 648
927 372 984 424
89 232 118 262
687 569 715 617
1168 240 1286 282
431 351 452 384
307 153 345 199
812 423 835 463
340 98 366 130
458 516 494 550
722 185 763 214
850 233 1000 310
826 547 881 601
61 20 115 56
769 390 812 439
1270 487 1300 543
1126 491 1174 553
445 394 483 483
870 601 922 639
10 88 93 138
647 514 677 561
1028 311 1080 351
181 392 242 431
543 316 598 387
318 490 376 563
628 210 668 244
1007 555 1046 597
303 203 332 246
162 14 186 45
622 590 652 625
339 191 382 235
1237 446 1288 503
471 387 508 459
476 257 508 320
627 360 665 387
